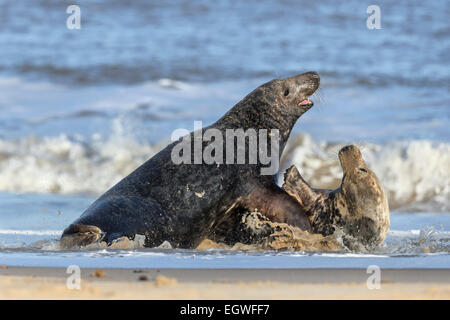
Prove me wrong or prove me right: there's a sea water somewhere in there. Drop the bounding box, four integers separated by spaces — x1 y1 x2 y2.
0 0 448 268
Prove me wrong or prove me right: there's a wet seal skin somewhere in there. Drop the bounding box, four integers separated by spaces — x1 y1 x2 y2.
60 72 320 249
282 145 390 250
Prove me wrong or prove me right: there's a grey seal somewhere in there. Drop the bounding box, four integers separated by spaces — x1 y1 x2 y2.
283 145 390 249
60 72 320 248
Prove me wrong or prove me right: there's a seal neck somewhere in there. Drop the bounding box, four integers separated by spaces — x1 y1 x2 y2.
215 92 300 154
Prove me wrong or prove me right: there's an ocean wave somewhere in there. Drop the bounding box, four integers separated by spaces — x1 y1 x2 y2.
0 133 448 212
0 132 162 195
280 135 450 212
5 62 449 89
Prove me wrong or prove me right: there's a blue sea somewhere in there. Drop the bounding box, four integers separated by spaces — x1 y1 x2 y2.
0 0 448 268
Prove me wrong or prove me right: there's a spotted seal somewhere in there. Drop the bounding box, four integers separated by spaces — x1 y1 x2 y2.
282 145 390 249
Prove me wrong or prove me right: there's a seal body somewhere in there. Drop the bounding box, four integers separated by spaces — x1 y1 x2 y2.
61 72 320 248
282 145 390 249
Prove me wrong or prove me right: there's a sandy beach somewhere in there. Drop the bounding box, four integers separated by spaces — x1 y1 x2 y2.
1 267 449 300
0 0 449 304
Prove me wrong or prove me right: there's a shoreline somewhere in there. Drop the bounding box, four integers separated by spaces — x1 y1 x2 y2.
1 266 449 299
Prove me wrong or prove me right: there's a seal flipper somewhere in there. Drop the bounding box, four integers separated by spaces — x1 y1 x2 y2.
60 224 105 248
282 165 338 236
283 165 319 211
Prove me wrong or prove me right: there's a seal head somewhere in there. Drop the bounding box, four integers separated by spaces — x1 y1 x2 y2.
217 72 319 148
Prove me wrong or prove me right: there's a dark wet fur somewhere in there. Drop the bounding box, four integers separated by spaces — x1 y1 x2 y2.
61 72 320 248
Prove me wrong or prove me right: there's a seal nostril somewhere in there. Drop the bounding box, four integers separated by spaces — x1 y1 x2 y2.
305 71 320 80
359 168 368 173
284 89 289 96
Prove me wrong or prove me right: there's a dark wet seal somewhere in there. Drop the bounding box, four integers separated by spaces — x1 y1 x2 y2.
60 72 320 249
282 145 390 250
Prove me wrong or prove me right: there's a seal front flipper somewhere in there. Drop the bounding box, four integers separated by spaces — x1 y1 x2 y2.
60 224 105 248
282 164 334 233
283 165 319 211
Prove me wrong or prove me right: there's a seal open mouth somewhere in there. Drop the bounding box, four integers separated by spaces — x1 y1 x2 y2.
299 98 313 107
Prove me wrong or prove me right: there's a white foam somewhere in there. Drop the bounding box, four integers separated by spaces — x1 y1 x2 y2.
0 132 159 195
0 132 448 212
280 134 450 212
378 226 450 254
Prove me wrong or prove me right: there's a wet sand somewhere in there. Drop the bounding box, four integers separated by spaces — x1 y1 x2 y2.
1 266 449 299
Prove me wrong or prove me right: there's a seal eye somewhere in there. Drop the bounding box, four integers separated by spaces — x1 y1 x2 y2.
284 89 289 96
359 168 368 173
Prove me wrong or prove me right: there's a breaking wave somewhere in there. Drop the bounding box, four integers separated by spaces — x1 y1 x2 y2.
0 132 448 212
280 134 450 212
